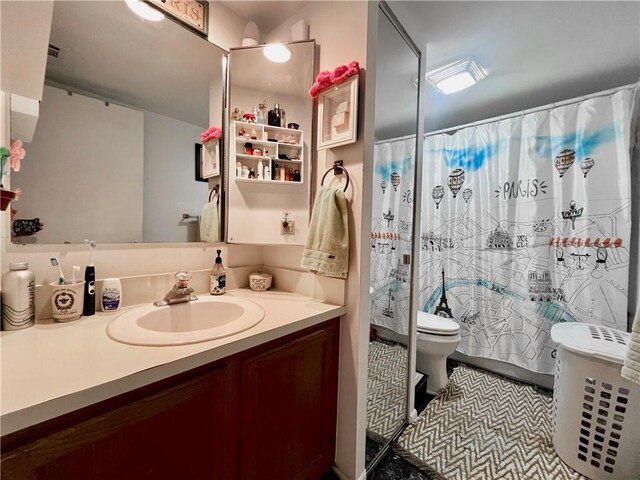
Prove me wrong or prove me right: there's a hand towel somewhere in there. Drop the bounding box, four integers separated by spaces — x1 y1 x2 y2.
621 309 640 385
200 195 219 243
301 186 349 279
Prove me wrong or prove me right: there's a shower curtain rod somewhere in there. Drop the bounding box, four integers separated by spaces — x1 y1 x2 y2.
374 81 639 144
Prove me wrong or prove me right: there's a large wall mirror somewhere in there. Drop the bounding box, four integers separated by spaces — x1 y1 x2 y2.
366 2 422 469
226 41 315 245
12 1 226 244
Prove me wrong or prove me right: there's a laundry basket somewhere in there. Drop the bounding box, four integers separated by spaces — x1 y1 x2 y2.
551 323 639 480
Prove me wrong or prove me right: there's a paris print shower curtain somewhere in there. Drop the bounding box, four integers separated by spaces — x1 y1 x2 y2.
370 137 416 337
419 86 638 374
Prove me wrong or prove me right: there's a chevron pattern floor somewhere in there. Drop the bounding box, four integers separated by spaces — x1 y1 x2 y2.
398 364 589 480
367 340 408 440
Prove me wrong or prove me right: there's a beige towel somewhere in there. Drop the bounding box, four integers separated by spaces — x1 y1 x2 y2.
621 309 640 385
200 195 219 243
301 187 349 279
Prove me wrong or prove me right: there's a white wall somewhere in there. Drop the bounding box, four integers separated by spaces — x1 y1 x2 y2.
15 85 144 244
0 1 53 100
207 1 245 52
143 110 208 243
266 3 374 479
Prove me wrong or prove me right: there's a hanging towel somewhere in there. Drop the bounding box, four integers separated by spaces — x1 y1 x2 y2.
301 186 349 279
621 310 640 385
200 194 219 243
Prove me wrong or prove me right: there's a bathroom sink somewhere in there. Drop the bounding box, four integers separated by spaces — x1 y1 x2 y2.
107 296 265 346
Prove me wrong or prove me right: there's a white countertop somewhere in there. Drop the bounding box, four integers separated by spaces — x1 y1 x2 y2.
0 289 346 436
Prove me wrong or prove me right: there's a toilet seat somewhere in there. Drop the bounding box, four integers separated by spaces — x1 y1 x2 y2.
417 311 460 336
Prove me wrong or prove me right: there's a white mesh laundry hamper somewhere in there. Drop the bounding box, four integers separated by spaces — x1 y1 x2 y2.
551 323 639 480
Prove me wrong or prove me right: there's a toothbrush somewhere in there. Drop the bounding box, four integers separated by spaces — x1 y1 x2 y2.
83 240 97 316
72 266 80 284
86 239 97 266
50 257 65 285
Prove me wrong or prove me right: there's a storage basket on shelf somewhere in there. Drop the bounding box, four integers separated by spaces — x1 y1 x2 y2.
551 323 639 480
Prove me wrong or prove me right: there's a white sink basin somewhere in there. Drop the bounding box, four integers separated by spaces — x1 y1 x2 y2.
107 296 265 346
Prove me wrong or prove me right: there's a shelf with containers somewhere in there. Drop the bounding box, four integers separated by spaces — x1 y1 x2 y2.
231 121 304 184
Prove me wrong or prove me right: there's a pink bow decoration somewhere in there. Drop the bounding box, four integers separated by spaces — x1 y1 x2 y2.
309 61 360 98
308 70 333 98
331 61 359 84
201 126 222 143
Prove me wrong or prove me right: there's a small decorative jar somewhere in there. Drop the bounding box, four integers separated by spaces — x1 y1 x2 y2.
249 271 272 292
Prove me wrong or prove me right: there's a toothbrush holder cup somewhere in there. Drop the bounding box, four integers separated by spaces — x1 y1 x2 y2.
50 280 85 322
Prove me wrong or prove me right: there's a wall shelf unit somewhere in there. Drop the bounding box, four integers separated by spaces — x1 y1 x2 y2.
232 121 304 184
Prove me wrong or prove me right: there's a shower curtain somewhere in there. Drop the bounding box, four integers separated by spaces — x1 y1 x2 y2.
371 137 416 335
420 86 638 374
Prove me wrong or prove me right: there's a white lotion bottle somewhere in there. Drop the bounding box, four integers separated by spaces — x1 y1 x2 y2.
1 262 35 330
257 159 263 179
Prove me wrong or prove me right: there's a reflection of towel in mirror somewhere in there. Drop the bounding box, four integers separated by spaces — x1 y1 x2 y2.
622 310 640 385
200 195 219 242
301 187 349 279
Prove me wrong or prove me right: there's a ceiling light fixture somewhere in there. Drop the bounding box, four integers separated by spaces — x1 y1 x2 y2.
427 58 486 94
126 0 165 22
263 44 291 64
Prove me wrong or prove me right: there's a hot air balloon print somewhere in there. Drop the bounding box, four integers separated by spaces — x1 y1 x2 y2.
447 168 465 198
462 188 473 204
580 157 595 178
554 149 575 178
390 172 400 192
432 185 444 209
381 180 387 194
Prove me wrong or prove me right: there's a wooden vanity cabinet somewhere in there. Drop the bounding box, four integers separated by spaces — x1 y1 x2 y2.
1 318 340 480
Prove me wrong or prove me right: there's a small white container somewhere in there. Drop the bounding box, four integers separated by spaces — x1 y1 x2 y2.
249 271 272 292
101 278 122 311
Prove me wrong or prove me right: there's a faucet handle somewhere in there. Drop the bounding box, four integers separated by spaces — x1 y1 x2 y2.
175 271 192 288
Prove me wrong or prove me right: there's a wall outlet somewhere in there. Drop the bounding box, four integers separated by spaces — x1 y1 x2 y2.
281 220 295 235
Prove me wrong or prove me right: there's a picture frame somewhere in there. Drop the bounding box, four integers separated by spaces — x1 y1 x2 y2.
201 139 221 178
317 75 359 150
194 143 208 182
148 0 209 38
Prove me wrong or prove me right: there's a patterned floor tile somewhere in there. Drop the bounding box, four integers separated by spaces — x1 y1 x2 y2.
367 340 408 440
397 364 588 480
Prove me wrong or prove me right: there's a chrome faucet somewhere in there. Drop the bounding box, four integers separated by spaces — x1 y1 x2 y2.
153 271 198 307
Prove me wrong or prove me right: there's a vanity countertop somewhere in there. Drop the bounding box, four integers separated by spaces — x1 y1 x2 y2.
0 289 346 436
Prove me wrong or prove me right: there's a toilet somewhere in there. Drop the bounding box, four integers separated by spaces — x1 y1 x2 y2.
416 311 461 394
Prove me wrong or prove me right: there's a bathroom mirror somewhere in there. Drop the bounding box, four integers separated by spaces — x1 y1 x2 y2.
226 40 315 245
12 1 226 244
367 3 422 468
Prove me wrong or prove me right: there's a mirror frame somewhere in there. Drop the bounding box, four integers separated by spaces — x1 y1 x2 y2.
366 1 425 472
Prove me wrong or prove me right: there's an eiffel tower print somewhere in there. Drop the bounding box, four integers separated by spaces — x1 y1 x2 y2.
434 268 453 318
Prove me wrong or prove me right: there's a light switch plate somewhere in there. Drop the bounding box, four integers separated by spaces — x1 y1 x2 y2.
281 220 295 235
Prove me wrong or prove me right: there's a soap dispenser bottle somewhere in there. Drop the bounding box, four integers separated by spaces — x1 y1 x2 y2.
210 249 226 295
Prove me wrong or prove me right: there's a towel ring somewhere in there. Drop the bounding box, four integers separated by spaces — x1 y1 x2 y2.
209 184 219 203
320 160 350 192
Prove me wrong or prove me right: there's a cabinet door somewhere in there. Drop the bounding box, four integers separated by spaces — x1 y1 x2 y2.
239 321 339 480
1 366 236 480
